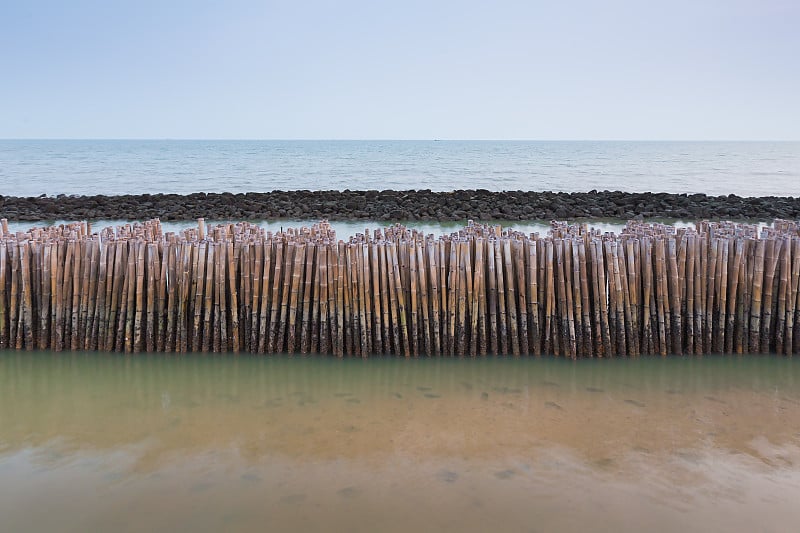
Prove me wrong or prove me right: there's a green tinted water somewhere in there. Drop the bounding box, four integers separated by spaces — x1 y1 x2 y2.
2 352 800 532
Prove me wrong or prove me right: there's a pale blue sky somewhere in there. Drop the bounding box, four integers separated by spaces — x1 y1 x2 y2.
1 0 797 139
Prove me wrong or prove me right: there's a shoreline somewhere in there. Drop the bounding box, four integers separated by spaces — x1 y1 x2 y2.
1 190 799 222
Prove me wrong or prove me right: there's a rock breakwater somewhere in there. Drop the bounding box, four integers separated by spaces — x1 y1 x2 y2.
1 190 799 222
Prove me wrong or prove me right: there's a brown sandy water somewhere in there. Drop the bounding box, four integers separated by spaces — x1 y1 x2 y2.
1 353 800 532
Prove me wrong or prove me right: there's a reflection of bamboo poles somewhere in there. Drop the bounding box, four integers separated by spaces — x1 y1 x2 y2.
1 218 799 356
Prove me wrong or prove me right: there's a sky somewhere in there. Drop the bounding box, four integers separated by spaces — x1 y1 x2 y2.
0 0 798 140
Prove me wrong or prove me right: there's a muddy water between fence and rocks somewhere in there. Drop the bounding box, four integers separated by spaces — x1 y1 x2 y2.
2 353 800 532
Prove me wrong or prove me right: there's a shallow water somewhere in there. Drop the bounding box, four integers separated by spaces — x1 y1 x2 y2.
4 217 701 239
2 352 800 532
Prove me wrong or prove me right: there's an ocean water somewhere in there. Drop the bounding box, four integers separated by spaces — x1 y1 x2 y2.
1 140 799 197
1 352 799 532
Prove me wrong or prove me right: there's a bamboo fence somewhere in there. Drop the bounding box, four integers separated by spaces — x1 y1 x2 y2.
0 217 798 357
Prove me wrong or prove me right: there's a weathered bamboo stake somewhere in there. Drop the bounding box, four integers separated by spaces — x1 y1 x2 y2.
527 240 541 356
370 242 383 355
612 241 627 356
362 242 375 356
342 244 354 356
227 241 240 353
487 238 499 355
416 241 432 356
725 239 742 353
684 235 695 355
86 240 108 351
788 238 800 355
103 241 119 351
791 238 800 355
570 240 584 357
390 242 410 357
694 235 705 355
459 239 474 357
215 242 226 352
249 242 263 353
636 237 651 355
186 242 202 352
287 242 304 353
354 243 368 357
761 238 780 353
749 239 765 353
471 238 484 356
708 238 722 353
32 241 42 349
113 242 130 352
775 237 789 354
326 242 338 356
174 242 187 353
741 238 754 352
121 240 136 353
51 242 64 350
495 239 509 355
439 239 448 353
556 240 573 358
456 240 468 356
675 235 687 355
274 240 294 353
335 243 346 356
514 239 530 355
653 238 667 356
198 242 213 352
256 242 271 354
629 238 642 356
20 243 34 350
68 240 82 351
132 241 145 353
344 244 357 357
503 239 520 356
446 240 458 356
84 240 98 349
543 240 554 355
667 238 681 355
319 244 331 355
696 235 707 353
9 244 20 350
239 243 251 352
734 239 747 354
617 241 633 356
38 243 51 350
409 241 420 356
567 239 581 357
428 239 442 356
527 241 544 356
703 237 718 353
385 242 399 356
309 242 322 354
377 242 391 354
601 240 616 355
267 241 283 353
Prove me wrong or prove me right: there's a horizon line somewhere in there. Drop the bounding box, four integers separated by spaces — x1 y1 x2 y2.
1 138 799 142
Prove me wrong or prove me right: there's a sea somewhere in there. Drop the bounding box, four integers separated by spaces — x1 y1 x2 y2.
1 139 799 197
2 140 800 532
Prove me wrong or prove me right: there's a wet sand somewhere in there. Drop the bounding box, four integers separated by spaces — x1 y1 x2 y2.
1 353 799 532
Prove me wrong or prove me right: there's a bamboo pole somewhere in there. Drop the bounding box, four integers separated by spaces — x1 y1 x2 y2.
503 239 520 356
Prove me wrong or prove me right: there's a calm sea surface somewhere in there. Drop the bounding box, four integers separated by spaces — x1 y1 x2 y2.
1 140 799 197
1 352 800 532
